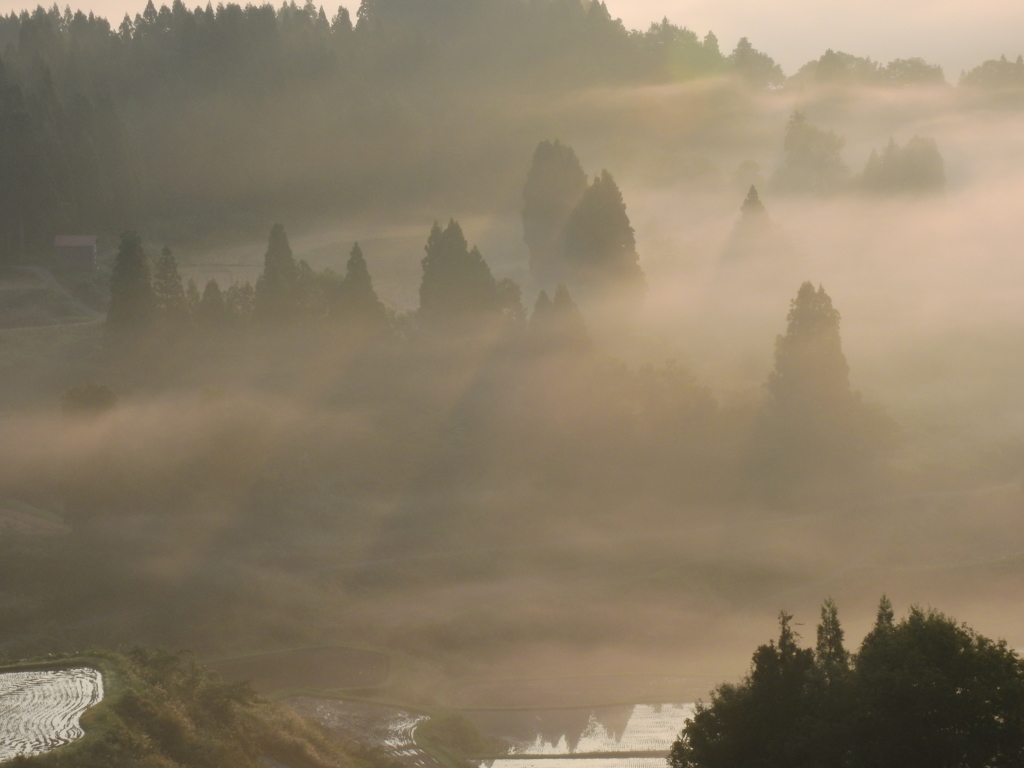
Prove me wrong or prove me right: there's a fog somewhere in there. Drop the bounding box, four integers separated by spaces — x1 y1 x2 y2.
604 0 1024 78
2 0 1024 728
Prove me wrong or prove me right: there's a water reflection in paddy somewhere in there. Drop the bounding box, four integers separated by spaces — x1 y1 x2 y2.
471 702 692 766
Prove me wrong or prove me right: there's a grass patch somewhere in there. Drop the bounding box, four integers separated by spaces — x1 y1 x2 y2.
4 649 389 768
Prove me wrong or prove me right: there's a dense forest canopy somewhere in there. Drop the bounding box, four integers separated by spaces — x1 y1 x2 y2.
0 0 1017 264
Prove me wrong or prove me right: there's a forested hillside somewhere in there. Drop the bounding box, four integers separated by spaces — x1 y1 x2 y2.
1 0 1014 262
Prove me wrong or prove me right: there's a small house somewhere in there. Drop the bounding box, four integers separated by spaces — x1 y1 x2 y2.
53 235 98 271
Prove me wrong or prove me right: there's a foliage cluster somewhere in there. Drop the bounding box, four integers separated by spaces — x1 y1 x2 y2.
789 50 946 88
671 600 1024 768
773 112 945 196
860 136 945 194
8 649 376 768
523 141 644 300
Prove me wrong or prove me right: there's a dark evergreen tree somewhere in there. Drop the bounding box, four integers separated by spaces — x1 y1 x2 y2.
751 282 891 498
333 242 388 328
152 246 187 322
418 220 499 324
741 185 766 216
522 139 588 287
255 223 299 322
196 278 227 326
672 599 1024 768
562 170 645 295
107 230 155 331
670 611 817 768
815 598 849 670
853 606 1024 768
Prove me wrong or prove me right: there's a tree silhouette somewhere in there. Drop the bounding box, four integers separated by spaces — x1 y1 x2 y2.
563 170 645 296
720 186 771 262
197 278 228 326
854 606 1024 768
107 230 156 332
861 136 945 194
772 111 849 195
419 219 499 325
529 283 590 353
672 599 1024 768
152 246 187 323
224 281 255 323
751 282 891 498
728 37 784 88
333 242 389 329
522 139 588 287
670 610 816 768
255 223 299 322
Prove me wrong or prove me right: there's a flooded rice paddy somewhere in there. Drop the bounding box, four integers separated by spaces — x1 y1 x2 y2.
0 667 103 761
493 704 692 755
472 702 692 768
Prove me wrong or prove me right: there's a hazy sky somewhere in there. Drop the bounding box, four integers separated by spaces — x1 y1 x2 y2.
603 0 1024 79
2 0 1022 80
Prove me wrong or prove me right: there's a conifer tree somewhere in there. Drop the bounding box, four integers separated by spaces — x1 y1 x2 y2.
772 111 849 195
720 184 772 262
767 282 851 412
152 246 187 322
751 282 892 498
255 223 299 322
874 595 895 629
741 185 766 216
224 281 255 322
196 279 227 326
860 136 945 194
529 284 590 353
815 598 848 670
522 139 588 286
418 220 499 324
108 231 156 331
563 170 645 294
334 242 388 327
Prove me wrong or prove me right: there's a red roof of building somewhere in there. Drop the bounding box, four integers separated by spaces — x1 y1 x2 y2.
54 235 98 247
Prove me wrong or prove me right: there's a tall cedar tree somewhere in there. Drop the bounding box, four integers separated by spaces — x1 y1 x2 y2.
152 246 187 322
333 242 388 327
522 139 588 287
419 220 499 323
108 231 156 331
562 170 645 293
752 282 890 495
255 223 299 322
